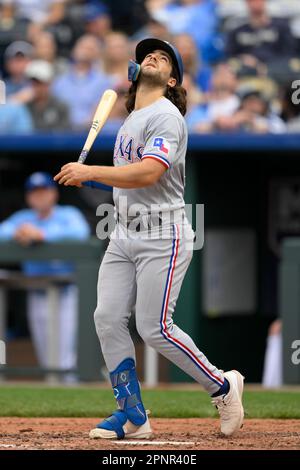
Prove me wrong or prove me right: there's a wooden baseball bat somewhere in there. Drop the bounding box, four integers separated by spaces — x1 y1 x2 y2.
77 89 117 164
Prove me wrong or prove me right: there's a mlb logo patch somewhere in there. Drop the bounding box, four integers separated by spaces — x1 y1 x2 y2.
153 137 170 155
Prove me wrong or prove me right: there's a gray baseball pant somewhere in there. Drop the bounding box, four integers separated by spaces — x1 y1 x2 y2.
94 223 224 395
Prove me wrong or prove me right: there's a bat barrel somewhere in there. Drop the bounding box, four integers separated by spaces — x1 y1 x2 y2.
77 89 118 164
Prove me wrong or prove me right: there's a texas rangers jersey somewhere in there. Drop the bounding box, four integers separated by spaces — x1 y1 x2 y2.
113 97 187 222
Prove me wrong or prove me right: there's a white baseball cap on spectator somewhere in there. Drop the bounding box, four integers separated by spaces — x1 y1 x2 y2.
25 60 54 83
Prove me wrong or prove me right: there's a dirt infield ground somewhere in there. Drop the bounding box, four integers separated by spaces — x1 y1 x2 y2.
0 418 299 450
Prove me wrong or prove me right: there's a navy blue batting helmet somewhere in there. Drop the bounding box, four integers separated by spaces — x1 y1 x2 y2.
132 38 184 85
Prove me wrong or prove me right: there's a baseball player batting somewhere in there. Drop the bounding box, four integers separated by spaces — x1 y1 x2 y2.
54 38 244 440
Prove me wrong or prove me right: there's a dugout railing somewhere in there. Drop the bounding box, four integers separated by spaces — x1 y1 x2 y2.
0 239 103 381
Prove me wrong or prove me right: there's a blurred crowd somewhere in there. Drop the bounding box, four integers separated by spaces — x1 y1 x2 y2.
1 0 300 134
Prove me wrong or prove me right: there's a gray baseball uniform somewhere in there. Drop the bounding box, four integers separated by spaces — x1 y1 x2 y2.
94 97 224 394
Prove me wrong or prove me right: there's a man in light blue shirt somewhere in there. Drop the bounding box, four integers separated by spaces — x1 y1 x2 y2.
3 41 32 97
151 0 221 63
0 172 90 381
0 102 33 134
52 35 113 129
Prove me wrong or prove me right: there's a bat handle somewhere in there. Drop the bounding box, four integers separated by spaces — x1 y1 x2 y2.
78 149 89 164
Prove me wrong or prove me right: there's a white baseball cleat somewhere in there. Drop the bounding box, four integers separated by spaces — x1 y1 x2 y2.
212 370 245 437
89 413 152 440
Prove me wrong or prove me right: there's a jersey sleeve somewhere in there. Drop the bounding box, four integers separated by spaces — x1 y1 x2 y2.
141 113 183 170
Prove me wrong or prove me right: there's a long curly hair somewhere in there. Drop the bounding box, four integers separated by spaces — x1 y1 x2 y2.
125 66 187 116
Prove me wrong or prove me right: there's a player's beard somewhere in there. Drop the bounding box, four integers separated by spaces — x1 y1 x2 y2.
139 66 167 89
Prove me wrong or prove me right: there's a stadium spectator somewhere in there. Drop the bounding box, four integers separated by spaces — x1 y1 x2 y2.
0 0 13 19
182 72 208 132
32 31 68 77
147 0 221 63
174 33 212 92
103 0 149 36
280 84 300 133
262 319 282 388
14 0 68 50
131 17 171 44
24 60 70 132
192 63 240 133
52 34 113 129
102 32 130 84
0 2 28 72
226 0 297 66
3 40 32 96
215 88 286 133
228 53 268 84
4 0 66 26
84 1 112 44
0 102 33 134
0 172 90 382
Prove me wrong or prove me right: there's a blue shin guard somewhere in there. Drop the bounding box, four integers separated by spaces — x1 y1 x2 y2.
96 358 147 439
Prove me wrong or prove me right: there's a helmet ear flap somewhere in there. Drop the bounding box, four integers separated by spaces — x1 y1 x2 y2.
128 60 140 82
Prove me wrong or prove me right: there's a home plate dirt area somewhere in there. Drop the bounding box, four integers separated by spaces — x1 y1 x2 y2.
0 418 299 450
